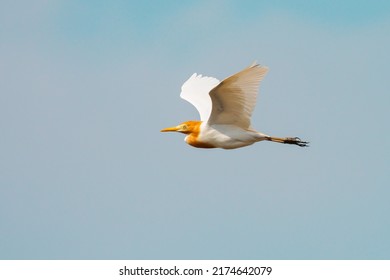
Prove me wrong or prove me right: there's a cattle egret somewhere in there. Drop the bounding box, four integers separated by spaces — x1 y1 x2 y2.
161 63 308 149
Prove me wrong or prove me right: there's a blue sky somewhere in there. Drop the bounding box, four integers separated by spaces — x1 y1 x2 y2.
1 0 389 259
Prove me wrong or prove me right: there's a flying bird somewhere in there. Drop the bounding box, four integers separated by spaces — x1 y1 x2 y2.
161 63 308 149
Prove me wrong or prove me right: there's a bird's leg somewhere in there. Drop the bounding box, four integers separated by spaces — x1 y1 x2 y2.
265 136 309 147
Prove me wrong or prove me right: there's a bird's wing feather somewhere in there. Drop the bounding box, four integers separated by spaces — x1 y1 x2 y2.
180 73 220 121
208 63 268 129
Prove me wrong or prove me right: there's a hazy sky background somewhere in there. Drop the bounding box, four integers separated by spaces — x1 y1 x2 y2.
1 0 389 259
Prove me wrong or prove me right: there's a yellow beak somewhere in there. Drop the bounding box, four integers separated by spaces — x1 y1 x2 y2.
161 126 179 132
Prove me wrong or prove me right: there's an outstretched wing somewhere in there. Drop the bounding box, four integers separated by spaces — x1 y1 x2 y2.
208 63 268 129
180 73 220 121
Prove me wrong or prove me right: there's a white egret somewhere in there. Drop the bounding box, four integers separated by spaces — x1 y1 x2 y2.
161 63 308 149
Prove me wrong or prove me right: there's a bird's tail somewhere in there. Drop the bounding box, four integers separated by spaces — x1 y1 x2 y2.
265 136 309 147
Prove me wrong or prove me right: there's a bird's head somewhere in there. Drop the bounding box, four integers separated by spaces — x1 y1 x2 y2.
161 121 201 135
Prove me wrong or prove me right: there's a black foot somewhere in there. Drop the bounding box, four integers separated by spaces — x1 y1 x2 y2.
285 137 309 147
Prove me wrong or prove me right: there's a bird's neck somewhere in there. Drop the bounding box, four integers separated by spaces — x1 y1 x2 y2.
184 121 216 148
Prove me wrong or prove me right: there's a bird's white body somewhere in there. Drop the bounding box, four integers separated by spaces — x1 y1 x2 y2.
188 122 268 149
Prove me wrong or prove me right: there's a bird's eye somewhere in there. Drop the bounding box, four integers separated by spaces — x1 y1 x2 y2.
182 125 188 130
